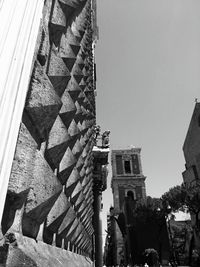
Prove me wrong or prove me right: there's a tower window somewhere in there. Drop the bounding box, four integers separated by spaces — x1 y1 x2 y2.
131 154 140 174
116 155 123 174
127 190 134 200
124 160 131 173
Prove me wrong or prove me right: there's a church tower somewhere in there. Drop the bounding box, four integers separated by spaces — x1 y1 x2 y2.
111 147 146 213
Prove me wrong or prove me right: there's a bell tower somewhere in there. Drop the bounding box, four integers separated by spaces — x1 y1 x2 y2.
111 147 146 213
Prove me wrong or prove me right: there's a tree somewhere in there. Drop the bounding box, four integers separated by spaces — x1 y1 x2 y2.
133 196 162 221
125 196 170 265
161 184 186 212
143 248 159 267
161 183 200 266
161 183 200 230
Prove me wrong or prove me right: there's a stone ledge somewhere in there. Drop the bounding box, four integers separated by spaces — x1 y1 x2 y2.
1 233 93 267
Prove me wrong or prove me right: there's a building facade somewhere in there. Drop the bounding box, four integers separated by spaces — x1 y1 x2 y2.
104 148 171 266
109 147 147 265
0 0 107 266
111 147 146 213
182 102 200 263
183 102 200 185
93 145 109 267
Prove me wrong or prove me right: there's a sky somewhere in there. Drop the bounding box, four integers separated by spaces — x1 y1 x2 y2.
95 0 200 235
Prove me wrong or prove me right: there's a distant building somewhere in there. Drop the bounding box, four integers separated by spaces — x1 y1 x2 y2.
109 147 147 265
168 218 192 266
182 102 200 264
103 208 117 267
182 102 200 229
92 145 109 267
104 147 170 266
111 147 147 213
183 102 200 185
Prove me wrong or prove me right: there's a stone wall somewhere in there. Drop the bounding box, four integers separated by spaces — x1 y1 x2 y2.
0 0 97 265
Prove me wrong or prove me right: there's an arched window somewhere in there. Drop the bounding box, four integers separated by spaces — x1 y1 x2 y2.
127 190 134 200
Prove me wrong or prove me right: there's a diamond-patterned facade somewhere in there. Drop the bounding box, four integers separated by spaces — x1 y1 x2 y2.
1 0 98 263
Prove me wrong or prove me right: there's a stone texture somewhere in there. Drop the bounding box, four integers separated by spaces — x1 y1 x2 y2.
2 0 97 261
46 116 70 167
24 151 62 216
26 61 62 141
8 123 38 195
46 192 70 231
1 233 93 267
47 48 71 97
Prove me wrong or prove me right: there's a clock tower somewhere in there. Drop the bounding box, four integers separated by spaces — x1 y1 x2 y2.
111 147 146 213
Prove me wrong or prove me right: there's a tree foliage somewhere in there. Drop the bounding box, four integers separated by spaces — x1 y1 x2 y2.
136 196 162 211
161 183 200 228
131 196 163 223
161 184 187 212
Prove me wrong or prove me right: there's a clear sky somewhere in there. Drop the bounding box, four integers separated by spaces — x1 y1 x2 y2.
95 0 200 235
